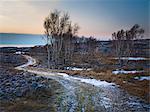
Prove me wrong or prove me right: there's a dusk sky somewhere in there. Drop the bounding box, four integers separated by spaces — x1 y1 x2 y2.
0 0 149 40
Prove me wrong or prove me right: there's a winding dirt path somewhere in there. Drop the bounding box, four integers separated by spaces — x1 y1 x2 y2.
15 55 150 112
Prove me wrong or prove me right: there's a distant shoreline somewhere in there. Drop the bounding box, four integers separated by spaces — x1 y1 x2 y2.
0 32 43 35
0 44 37 48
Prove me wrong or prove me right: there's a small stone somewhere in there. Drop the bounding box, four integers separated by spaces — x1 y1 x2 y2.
123 81 126 83
15 82 20 87
16 98 20 101
23 101 27 104
15 89 22 97
35 84 47 92
5 82 11 86
0 90 4 97
31 82 38 89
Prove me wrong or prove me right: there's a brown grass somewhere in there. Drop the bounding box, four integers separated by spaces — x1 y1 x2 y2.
64 70 150 103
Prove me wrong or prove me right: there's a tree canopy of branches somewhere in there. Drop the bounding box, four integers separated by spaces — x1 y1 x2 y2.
44 10 79 69
112 24 144 68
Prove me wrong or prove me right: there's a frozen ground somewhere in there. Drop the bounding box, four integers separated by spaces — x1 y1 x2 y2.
15 55 150 112
66 67 91 71
112 69 144 74
113 57 148 60
134 76 150 81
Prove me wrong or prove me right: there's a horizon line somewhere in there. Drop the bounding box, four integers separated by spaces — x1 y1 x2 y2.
0 32 149 40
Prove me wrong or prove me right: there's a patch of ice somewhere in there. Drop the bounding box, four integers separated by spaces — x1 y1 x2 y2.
114 57 148 60
112 70 144 74
15 51 25 55
67 76 115 87
57 73 69 77
25 68 115 87
24 69 115 87
134 76 150 81
16 55 36 69
66 67 91 71
79 78 115 87
26 70 57 77
72 67 84 70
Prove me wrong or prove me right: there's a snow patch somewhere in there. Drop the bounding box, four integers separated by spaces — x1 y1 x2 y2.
76 78 114 87
57 73 69 77
25 70 115 87
65 76 115 87
134 76 150 81
66 67 91 71
15 51 25 54
36 71 115 87
114 57 148 60
15 55 36 69
112 70 144 74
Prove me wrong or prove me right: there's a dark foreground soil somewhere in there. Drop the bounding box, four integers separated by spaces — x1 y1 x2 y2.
0 53 64 112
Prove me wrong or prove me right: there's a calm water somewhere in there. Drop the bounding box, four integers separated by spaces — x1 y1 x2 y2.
0 33 46 47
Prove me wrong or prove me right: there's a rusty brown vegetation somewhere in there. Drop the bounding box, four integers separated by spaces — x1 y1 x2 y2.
64 70 150 103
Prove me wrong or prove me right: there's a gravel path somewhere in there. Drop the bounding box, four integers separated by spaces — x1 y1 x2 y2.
12 55 150 112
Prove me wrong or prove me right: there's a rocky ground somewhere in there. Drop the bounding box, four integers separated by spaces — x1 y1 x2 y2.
0 54 63 112
0 50 149 111
0 53 27 67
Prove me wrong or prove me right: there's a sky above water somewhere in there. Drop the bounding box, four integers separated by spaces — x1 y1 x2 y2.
0 0 149 40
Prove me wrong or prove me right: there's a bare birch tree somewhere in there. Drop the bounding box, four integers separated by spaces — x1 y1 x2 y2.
43 10 79 69
112 24 144 69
